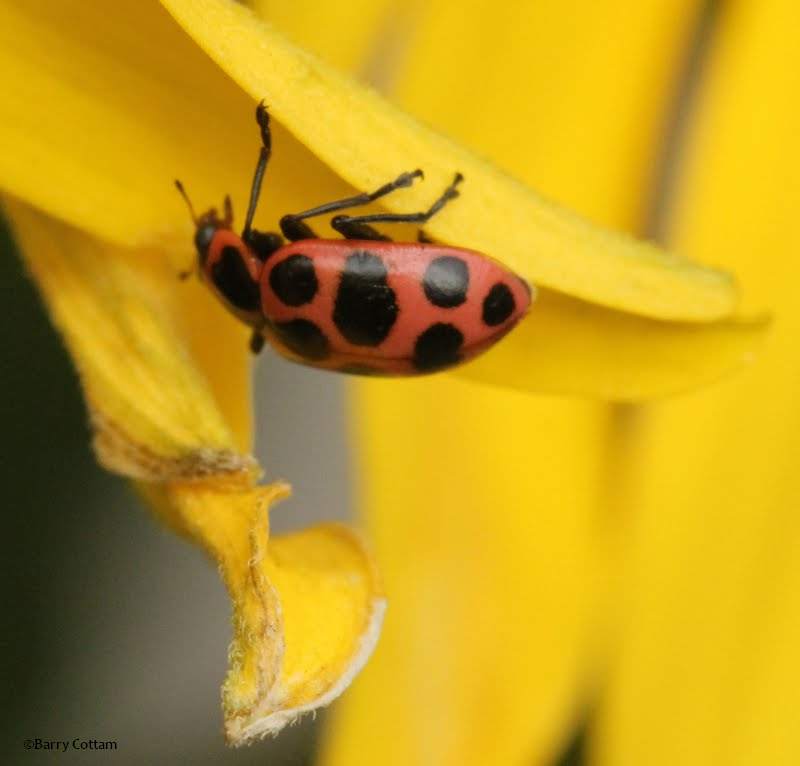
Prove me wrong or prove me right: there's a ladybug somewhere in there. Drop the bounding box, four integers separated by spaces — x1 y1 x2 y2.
175 103 533 375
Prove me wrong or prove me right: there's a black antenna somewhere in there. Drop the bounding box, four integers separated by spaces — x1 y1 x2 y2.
174 179 198 224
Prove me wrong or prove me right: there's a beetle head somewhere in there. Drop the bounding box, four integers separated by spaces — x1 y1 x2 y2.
174 180 234 268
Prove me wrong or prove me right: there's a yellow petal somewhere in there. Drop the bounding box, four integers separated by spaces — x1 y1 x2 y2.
6 197 384 740
0 0 352 252
161 0 738 323
5 196 250 471
250 0 398 76
330 379 602 766
393 0 700 234
594 1 800 763
144 482 385 744
456 291 767 401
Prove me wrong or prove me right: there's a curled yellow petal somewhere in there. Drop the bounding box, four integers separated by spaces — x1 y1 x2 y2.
457 291 768 401
162 0 737 322
6 197 384 741
147 483 385 745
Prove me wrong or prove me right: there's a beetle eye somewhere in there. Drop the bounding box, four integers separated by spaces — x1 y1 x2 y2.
194 224 218 261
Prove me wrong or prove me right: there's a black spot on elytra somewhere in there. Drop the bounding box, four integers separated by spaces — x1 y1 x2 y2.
413 323 464 371
423 255 469 308
272 319 330 361
269 254 318 306
333 251 398 346
482 282 515 326
211 246 261 312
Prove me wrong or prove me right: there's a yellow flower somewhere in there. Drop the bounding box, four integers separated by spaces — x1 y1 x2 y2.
0 0 767 754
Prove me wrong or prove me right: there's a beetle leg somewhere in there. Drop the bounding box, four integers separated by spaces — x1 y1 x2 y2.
279 169 424 241
249 329 266 354
330 218 392 241
241 102 273 241
245 229 284 262
223 195 234 228
279 216 320 242
331 173 463 232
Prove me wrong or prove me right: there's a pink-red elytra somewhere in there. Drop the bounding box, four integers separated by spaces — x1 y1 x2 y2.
175 103 533 376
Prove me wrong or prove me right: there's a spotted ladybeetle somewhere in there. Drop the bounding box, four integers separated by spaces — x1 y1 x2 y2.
175 103 533 375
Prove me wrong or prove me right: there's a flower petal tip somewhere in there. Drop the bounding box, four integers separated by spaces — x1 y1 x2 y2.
225 596 387 746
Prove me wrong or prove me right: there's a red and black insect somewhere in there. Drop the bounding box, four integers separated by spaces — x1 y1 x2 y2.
175 103 533 376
